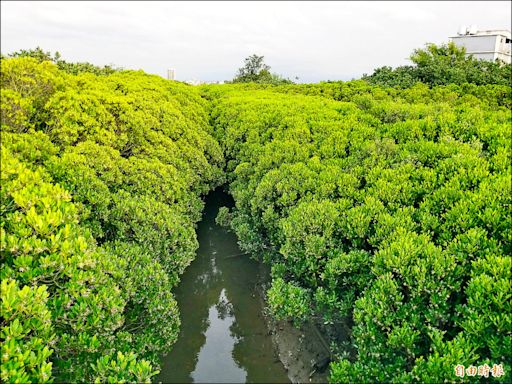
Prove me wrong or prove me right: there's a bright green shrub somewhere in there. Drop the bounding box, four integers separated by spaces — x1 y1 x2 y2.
459 254 511 369
0 57 64 130
1 149 126 381
0 89 34 132
267 275 312 323
0 279 54 383
92 351 158 384
104 241 181 362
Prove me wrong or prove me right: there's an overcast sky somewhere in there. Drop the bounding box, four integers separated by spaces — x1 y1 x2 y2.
1 1 511 83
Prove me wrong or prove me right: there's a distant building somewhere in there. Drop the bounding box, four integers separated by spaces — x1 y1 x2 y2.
450 26 511 64
184 80 225 86
167 69 176 80
185 79 203 86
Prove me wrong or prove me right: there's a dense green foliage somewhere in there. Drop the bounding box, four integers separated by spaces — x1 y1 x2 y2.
2 47 511 383
363 42 512 88
5 47 121 76
206 80 512 110
203 81 511 383
1 57 224 382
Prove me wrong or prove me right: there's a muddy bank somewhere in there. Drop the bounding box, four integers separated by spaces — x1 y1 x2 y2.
265 317 330 384
255 263 333 384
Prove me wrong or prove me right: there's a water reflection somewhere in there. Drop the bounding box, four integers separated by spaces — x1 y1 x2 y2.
156 188 289 384
192 289 246 383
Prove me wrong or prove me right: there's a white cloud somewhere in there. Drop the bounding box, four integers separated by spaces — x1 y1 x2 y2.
1 1 510 82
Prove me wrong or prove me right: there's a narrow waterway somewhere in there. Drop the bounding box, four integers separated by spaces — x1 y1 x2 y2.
156 188 290 384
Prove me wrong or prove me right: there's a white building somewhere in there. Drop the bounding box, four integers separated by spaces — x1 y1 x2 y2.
450 26 511 64
167 69 176 81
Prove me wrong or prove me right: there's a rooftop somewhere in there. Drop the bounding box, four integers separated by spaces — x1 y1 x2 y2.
451 28 511 39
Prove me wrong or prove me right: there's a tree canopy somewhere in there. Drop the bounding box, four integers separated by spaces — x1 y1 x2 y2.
363 42 512 88
4 46 122 76
231 54 293 85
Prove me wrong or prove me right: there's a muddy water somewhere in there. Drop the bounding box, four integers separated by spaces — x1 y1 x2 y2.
156 188 290 384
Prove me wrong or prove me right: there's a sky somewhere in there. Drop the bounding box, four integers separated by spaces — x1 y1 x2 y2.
1 1 511 83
